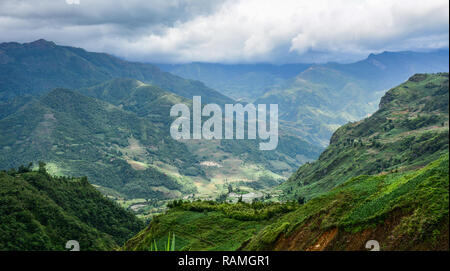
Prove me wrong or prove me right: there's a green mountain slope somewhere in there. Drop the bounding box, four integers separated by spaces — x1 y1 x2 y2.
0 88 200 199
123 154 448 251
257 50 449 146
122 200 297 251
123 73 449 251
0 39 232 104
76 78 323 195
159 51 449 146
0 165 144 251
78 78 185 125
243 153 449 251
281 73 449 200
0 78 323 209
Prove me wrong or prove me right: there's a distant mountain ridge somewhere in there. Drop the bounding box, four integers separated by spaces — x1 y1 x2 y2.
0 39 233 104
158 50 449 101
159 50 449 146
158 62 312 101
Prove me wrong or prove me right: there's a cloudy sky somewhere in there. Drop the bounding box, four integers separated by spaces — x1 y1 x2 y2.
0 0 448 63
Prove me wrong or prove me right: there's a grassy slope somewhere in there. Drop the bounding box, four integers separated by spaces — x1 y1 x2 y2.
122 201 298 251
281 73 449 200
0 167 144 250
122 147 448 251
244 154 448 250
123 73 449 251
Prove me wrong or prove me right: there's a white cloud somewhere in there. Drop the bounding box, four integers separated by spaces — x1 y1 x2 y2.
0 0 448 63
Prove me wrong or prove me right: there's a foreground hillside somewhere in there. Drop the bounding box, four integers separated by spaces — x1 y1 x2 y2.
0 164 143 250
124 154 448 251
123 73 449 251
244 154 448 250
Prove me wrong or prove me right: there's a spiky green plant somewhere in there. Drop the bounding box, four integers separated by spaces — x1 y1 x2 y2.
150 232 175 251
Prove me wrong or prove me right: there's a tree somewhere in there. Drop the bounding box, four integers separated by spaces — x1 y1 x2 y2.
297 196 305 205
228 184 233 193
216 194 227 203
38 161 47 174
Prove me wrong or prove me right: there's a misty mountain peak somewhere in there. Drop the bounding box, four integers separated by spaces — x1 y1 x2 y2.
28 39 56 47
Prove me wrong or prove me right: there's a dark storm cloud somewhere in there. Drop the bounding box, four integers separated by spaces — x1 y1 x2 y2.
0 0 225 27
0 0 448 63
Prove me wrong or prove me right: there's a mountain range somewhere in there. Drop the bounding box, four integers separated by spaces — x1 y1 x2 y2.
159 50 449 146
0 40 322 212
0 39 448 251
0 39 232 104
124 73 449 251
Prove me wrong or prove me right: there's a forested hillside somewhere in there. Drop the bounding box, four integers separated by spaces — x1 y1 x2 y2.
0 39 232 104
0 88 200 200
0 78 322 210
281 73 449 200
123 73 449 251
0 164 143 250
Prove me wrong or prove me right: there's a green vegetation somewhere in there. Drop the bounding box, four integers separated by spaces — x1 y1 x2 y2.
123 73 449 251
244 154 449 250
161 51 449 147
0 39 232 104
281 73 449 200
0 88 199 200
123 154 448 251
149 232 176 251
0 164 144 251
0 40 323 205
123 200 297 251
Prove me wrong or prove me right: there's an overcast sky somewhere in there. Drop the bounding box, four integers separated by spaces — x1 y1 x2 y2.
0 0 448 64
